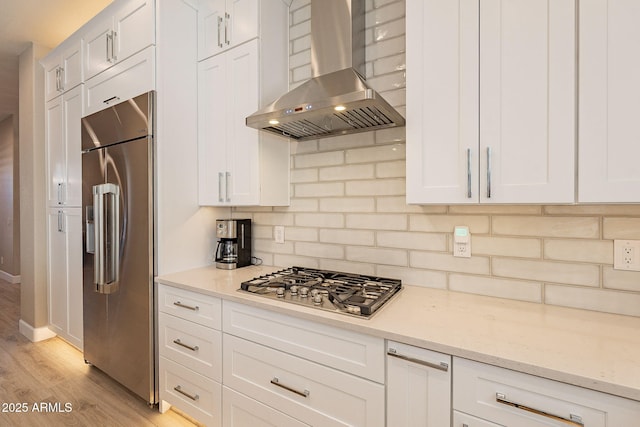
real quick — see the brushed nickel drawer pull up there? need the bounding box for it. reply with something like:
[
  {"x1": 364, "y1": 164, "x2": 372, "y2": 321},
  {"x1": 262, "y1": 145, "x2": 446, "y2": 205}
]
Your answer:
[
  {"x1": 387, "y1": 348, "x2": 449, "y2": 372},
  {"x1": 496, "y1": 393, "x2": 584, "y2": 426},
  {"x1": 173, "y1": 339, "x2": 199, "y2": 352},
  {"x1": 174, "y1": 385, "x2": 199, "y2": 401},
  {"x1": 173, "y1": 301, "x2": 199, "y2": 311},
  {"x1": 270, "y1": 377, "x2": 310, "y2": 398}
]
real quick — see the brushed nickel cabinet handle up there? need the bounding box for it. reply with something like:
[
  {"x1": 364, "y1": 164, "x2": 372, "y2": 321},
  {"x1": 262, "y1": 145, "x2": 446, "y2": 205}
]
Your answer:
[
  {"x1": 387, "y1": 348, "x2": 449, "y2": 372},
  {"x1": 173, "y1": 339, "x2": 199, "y2": 352},
  {"x1": 496, "y1": 393, "x2": 584, "y2": 426},
  {"x1": 270, "y1": 377, "x2": 310, "y2": 398},
  {"x1": 217, "y1": 16, "x2": 223, "y2": 48},
  {"x1": 225, "y1": 171, "x2": 231, "y2": 202},
  {"x1": 225, "y1": 13, "x2": 230, "y2": 45},
  {"x1": 218, "y1": 172, "x2": 224, "y2": 202},
  {"x1": 174, "y1": 385, "x2": 199, "y2": 401},
  {"x1": 173, "y1": 301, "x2": 199, "y2": 311}
]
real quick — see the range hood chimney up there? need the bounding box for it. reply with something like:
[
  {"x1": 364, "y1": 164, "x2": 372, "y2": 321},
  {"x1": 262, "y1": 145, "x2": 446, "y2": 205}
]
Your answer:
[{"x1": 246, "y1": 0, "x2": 405, "y2": 141}]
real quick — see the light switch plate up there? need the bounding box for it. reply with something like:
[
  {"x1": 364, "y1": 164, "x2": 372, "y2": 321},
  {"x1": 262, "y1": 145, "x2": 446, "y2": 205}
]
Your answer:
[{"x1": 614, "y1": 240, "x2": 640, "y2": 271}]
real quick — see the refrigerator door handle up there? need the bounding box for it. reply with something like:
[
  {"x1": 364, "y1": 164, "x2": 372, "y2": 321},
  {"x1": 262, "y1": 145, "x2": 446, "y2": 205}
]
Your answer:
[{"x1": 93, "y1": 183, "x2": 120, "y2": 294}]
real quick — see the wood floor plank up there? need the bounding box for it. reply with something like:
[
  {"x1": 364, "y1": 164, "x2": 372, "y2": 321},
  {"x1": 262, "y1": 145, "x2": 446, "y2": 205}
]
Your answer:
[{"x1": 0, "y1": 280, "x2": 202, "y2": 426}]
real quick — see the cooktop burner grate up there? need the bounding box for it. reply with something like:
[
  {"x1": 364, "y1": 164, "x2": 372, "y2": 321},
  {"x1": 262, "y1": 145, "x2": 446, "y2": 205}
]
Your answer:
[{"x1": 240, "y1": 266, "x2": 402, "y2": 318}]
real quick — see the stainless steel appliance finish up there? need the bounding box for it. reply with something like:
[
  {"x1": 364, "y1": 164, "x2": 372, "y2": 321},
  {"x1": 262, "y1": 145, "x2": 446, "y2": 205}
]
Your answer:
[
  {"x1": 215, "y1": 219, "x2": 251, "y2": 270},
  {"x1": 245, "y1": 0, "x2": 405, "y2": 141},
  {"x1": 240, "y1": 267, "x2": 402, "y2": 318},
  {"x1": 81, "y1": 91, "x2": 156, "y2": 405}
]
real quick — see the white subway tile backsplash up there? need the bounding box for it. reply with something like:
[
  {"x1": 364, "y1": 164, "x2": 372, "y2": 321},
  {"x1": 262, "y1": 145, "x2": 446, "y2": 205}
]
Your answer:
[
  {"x1": 410, "y1": 252, "x2": 490, "y2": 275},
  {"x1": 492, "y1": 259, "x2": 600, "y2": 287},
  {"x1": 319, "y1": 229, "x2": 375, "y2": 246},
  {"x1": 346, "y1": 246, "x2": 408, "y2": 266},
  {"x1": 544, "y1": 239, "x2": 613, "y2": 264},
  {"x1": 545, "y1": 286, "x2": 640, "y2": 317},
  {"x1": 319, "y1": 164, "x2": 375, "y2": 181},
  {"x1": 345, "y1": 179, "x2": 405, "y2": 196},
  {"x1": 295, "y1": 182, "x2": 344, "y2": 198},
  {"x1": 410, "y1": 215, "x2": 490, "y2": 234},
  {"x1": 377, "y1": 231, "x2": 447, "y2": 251},
  {"x1": 603, "y1": 217, "x2": 640, "y2": 239},
  {"x1": 319, "y1": 197, "x2": 375, "y2": 213},
  {"x1": 345, "y1": 213, "x2": 407, "y2": 230},
  {"x1": 449, "y1": 274, "x2": 542, "y2": 303},
  {"x1": 346, "y1": 143, "x2": 405, "y2": 164},
  {"x1": 493, "y1": 216, "x2": 600, "y2": 239},
  {"x1": 230, "y1": 0, "x2": 640, "y2": 317}
]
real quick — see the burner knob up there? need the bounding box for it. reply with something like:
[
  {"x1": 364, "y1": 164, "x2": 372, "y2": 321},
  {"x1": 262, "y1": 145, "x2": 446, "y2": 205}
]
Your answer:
[
  {"x1": 312, "y1": 293, "x2": 323, "y2": 305},
  {"x1": 276, "y1": 288, "x2": 285, "y2": 298},
  {"x1": 310, "y1": 289, "x2": 319, "y2": 297},
  {"x1": 299, "y1": 287, "x2": 309, "y2": 298},
  {"x1": 290, "y1": 285, "x2": 299, "y2": 295}
]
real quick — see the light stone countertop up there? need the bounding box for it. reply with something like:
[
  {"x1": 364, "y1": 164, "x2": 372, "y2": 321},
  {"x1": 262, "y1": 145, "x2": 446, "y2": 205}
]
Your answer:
[{"x1": 156, "y1": 264, "x2": 640, "y2": 402}]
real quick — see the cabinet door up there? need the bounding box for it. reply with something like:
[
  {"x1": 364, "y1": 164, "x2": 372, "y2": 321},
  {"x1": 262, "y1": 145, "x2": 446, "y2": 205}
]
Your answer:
[
  {"x1": 223, "y1": 387, "x2": 311, "y2": 427},
  {"x1": 84, "y1": 13, "x2": 115, "y2": 80},
  {"x1": 63, "y1": 85, "x2": 83, "y2": 207},
  {"x1": 48, "y1": 209, "x2": 68, "y2": 335},
  {"x1": 226, "y1": 0, "x2": 259, "y2": 49},
  {"x1": 44, "y1": 59, "x2": 63, "y2": 102},
  {"x1": 406, "y1": 0, "x2": 479, "y2": 204},
  {"x1": 479, "y1": 0, "x2": 575, "y2": 203},
  {"x1": 61, "y1": 39, "x2": 83, "y2": 91},
  {"x1": 46, "y1": 97, "x2": 64, "y2": 206},
  {"x1": 453, "y1": 411, "x2": 502, "y2": 427},
  {"x1": 579, "y1": 0, "x2": 640, "y2": 202},
  {"x1": 226, "y1": 39, "x2": 260, "y2": 205},
  {"x1": 386, "y1": 342, "x2": 451, "y2": 427},
  {"x1": 65, "y1": 208, "x2": 83, "y2": 348},
  {"x1": 197, "y1": 53, "x2": 228, "y2": 205},
  {"x1": 198, "y1": 0, "x2": 227, "y2": 60},
  {"x1": 84, "y1": 47, "x2": 155, "y2": 116},
  {"x1": 114, "y1": 0, "x2": 155, "y2": 63}
]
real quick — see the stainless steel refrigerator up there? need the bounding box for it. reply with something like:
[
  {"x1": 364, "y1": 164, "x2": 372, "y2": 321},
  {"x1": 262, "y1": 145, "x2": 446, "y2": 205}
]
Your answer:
[{"x1": 81, "y1": 91, "x2": 156, "y2": 404}]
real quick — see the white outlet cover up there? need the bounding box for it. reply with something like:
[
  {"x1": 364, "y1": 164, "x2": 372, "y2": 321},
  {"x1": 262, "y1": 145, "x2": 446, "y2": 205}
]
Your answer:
[
  {"x1": 274, "y1": 226, "x2": 285, "y2": 244},
  {"x1": 613, "y1": 239, "x2": 640, "y2": 271}
]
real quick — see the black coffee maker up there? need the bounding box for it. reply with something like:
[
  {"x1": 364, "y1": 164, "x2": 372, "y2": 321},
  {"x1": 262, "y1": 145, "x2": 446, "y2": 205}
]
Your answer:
[{"x1": 215, "y1": 219, "x2": 251, "y2": 269}]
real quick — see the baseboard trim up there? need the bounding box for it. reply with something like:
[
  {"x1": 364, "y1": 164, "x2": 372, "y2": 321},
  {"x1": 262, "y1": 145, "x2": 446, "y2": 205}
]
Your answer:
[
  {"x1": 19, "y1": 319, "x2": 57, "y2": 342},
  {"x1": 0, "y1": 270, "x2": 20, "y2": 284}
]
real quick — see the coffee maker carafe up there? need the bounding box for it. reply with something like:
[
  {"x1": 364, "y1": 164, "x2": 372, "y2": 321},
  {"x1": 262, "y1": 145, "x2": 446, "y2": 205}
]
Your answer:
[{"x1": 215, "y1": 219, "x2": 251, "y2": 269}]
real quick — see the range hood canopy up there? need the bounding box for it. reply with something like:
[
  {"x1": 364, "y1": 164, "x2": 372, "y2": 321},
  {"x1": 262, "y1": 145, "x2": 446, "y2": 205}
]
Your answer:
[{"x1": 246, "y1": 0, "x2": 405, "y2": 141}]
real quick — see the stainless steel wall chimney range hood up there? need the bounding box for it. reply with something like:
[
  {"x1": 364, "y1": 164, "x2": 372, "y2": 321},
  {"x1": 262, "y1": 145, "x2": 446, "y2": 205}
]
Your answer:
[{"x1": 245, "y1": 0, "x2": 405, "y2": 141}]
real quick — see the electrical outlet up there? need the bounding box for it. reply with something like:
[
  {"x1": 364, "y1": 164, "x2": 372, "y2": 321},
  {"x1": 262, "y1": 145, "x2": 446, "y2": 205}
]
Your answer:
[
  {"x1": 274, "y1": 226, "x2": 285, "y2": 244},
  {"x1": 614, "y1": 240, "x2": 640, "y2": 271}
]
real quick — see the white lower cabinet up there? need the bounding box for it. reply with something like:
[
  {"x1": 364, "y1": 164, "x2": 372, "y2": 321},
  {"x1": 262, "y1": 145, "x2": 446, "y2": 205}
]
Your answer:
[
  {"x1": 158, "y1": 284, "x2": 222, "y2": 426},
  {"x1": 221, "y1": 301, "x2": 385, "y2": 426},
  {"x1": 386, "y1": 341, "x2": 451, "y2": 426},
  {"x1": 453, "y1": 357, "x2": 640, "y2": 426},
  {"x1": 222, "y1": 386, "x2": 310, "y2": 427}
]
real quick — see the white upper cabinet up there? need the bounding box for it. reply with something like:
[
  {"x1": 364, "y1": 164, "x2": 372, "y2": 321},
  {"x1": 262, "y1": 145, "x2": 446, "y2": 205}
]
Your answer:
[
  {"x1": 84, "y1": 0, "x2": 154, "y2": 80},
  {"x1": 406, "y1": 0, "x2": 576, "y2": 204},
  {"x1": 43, "y1": 37, "x2": 83, "y2": 102},
  {"x1": 579, "y1": 0, "x2": 640, "y2": 202},
  {"x1": 197, "y1": 0, "x2": 259, "y2": 61},
  {"x1": 197, "y1": 1, "x2": 289, "y2": 207}
]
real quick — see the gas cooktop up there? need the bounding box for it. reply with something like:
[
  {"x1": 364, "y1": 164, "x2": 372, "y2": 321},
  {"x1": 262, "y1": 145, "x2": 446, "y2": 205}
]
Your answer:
[{"x1": 239, "y1": 266, "x2": 402, "y2": 318}]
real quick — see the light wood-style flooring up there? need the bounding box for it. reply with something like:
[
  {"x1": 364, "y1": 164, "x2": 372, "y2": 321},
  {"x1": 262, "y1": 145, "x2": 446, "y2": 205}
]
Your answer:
[{"x1": 0, "y1": 278, "x2": 201, "y2": 426}]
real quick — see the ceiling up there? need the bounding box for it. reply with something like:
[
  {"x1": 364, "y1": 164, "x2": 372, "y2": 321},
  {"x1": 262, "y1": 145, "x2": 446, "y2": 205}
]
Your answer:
[{"x1": 0, "y1": 0, "x2": 112, "y2": 121}]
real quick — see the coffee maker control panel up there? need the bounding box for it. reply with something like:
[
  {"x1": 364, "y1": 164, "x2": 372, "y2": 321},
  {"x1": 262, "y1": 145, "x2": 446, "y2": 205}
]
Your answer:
[{"x1": 216, "y1": 220, "x2": 237, "y2": 239}]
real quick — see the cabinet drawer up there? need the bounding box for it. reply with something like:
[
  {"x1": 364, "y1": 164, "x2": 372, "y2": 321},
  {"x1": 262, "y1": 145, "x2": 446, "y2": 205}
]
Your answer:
[
  {"x1": 223, "y1": 387, "x2": 310, "y2": 427},
  {"x1": 223, "y1": 334, "x2": 385, "y2": 427},
  {"x1": 453, "y1": 357, "x2": 640, "y2": 426},
  {"x1": 222, "y1": 301, "x2": 384, "y2": 382},
  {"x1": 84, "y1": 46, "x2": 155, "y2": 116},
  {"x1": 453, "y1": 410, "x2": 501, "y2": 427},
  {"x1": 159, "y1": 357, "x2": 221, "y2": 427},
  {"x1": 158, "y1": 284, "x2": 221, "y2": 329},
  {"x1": 158, "y1": 312, "x2": 221, "y2": 381}
]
